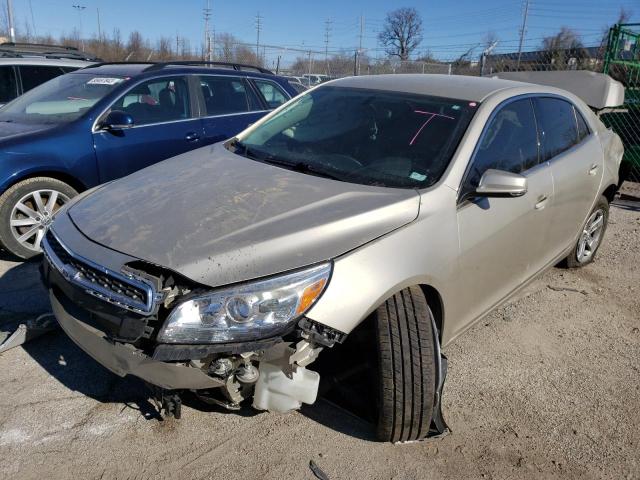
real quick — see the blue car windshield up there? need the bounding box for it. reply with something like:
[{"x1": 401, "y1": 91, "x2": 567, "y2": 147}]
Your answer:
[
  {"x1": 232, "y1": 86, "x2": 478, "y2": 189},
  {"x1": 0, "y1": 73, "x2": 126, "y2": 125}
]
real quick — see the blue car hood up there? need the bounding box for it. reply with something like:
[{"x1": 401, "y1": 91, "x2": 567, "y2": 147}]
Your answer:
[{"x1": 0, "y1": 121, "x2": 53, "y2": 141}]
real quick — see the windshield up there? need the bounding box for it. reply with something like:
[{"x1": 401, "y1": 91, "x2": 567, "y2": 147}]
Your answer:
[
  {"x1": 232, "y1": 86, "x2": 477, "y2": 188},
  {"x1": 0, "y1": 73, "x2": 126, "y2": 125}
]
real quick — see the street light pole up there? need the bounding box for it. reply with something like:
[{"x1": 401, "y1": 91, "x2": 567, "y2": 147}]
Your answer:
[
  {"x1": 72, "y1": 4, "x2": 87, "y2": 51},
  {"x1": 6, "y1": 0, "x2": 16, "y2": 42}
]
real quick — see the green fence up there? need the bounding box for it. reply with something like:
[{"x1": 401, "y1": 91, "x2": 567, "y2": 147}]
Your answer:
[{"x1": 602, "y1": 23, "x2": 640, "y2": 182}]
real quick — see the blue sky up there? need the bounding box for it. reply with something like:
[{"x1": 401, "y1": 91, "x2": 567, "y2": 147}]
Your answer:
[{"x1": 11, "y1": 0, "x2": 638, "y2": 63}]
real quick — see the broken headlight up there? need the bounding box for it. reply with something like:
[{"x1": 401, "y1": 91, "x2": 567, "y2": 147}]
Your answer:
[{"x1": 157, "y1": 263, "x2": 331, "y2": 344}]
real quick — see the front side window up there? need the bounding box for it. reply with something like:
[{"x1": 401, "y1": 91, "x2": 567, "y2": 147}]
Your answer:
[
  {"x1": 0, "y1": 72, "x2": 125, "y2": 124},
  {"x1": 199, "y1": 76, "x2": 260, "y2": 116},
  {"x1": 0, "y1": 66, "x2": 18, "y2": 103},
  {"x1": 253, "y1": 80, "x2": 288, "y2": 109},
  {"x1": 111, "y1": 76, "x2": 190, "y2": 126},
  {"x1": 230, "y1": 86, "x2": 477, "y2": 189},
  {"x1": 464, "y1": 98, "x2": 539, "y2": 190},
  {"x1": 534, "y1": 97, "x2": 578, "y2": 161},
  {"x1": 19, "y1": 65, "x2": 65, "y2": 92}
]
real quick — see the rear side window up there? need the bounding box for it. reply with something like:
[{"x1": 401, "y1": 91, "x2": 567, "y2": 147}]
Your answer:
[
  {"x1": 253, "y1": 79, "x2": 289, "y2": 109},
  {"x1": 200, "y1": 76, "x2": 261, "y2": 116},
  {"x1": 574, "y1": 107, "x2": 590, "y2": 142},
  {"x1": 465, "y1": 98, "x2": 539, "y2": 189},
  {"x1": 19, "y1": 65, "x2": 65, "y2": 92},
  {"x1": 0, "y1": 66, "x2": 18, "y2": 103},
  {"x1": 534, "y1": 97, "x2": 578, "y2": 161}
]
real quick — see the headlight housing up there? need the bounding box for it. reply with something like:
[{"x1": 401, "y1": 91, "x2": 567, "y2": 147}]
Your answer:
[{"x1": 157, "y1": 263, "x2": 331, "y2": 344}]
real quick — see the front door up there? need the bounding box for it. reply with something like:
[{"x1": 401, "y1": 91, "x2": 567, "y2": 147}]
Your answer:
[
  {"x1": 93, "y1": 75, "x2": 202, "y2": 182},
  {"x1": 451, "y1": 98, "x2": 554, "y2": 337}
]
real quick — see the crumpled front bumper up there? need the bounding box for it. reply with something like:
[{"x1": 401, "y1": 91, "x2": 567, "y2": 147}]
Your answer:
[{"x1": 50, "y1": 288, "x2": 224, "y2": 391}]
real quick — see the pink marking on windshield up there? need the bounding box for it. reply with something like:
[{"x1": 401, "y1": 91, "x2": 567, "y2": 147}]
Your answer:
[
  {"x1": 414, "y1": 109, "x2": 455, "y2": 120},
  {"x1": 409, "y1": 114, "x2": 436, "y2": 146}
]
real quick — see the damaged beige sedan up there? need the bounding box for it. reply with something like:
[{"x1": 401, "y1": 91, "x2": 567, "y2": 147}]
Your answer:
[{"x1": 42, "y1": 73, "x2": 623, "y2": 442}]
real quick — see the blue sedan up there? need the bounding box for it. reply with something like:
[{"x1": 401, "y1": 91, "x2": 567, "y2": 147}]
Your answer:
[{"x1": 0, "y1": 62, "x2": 297, "y2": 258}]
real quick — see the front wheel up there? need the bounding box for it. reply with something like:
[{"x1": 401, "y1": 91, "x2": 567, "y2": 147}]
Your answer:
[
  {"x1": 374, "y1": 286, "x2": 437, "y2": 442},
  {"x1": 0, "y1": 177, "x2": 77, "y2": 260},
  {"x1": 565, "y1": 195, "x2": 609, "y2": 268}
]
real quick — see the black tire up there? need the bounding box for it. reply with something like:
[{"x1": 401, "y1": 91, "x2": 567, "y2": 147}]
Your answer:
[
  {"x1": 565, "y1": 195, "x2": 609, "y2": 268},
  {"x1": 0, "y1": 177, "x2": 78, "y2": 260},
  {"x1": 374, "y1": 286, "x2": 436, "y2": 442}
]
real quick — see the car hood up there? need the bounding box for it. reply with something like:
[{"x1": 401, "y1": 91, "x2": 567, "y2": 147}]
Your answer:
[
  {"x1": 0, "y1": 121, "x2": 53, "y2": 140},
  {"x1": 68, "y1": 143, "x2": 420, "y2": 288}
]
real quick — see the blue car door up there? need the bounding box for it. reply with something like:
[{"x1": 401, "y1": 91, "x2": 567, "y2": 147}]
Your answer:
[
  {"x1": 196, "y1": 75, "x2": 271, "y2": 145},
  {"x1": 93, "y1": 75, "x2": 202, "y2": 182}
]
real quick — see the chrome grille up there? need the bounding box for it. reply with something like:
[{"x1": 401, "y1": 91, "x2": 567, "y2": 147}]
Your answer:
[{"x1": 43, "y1": 230, "x2": 155, "y2": 315}]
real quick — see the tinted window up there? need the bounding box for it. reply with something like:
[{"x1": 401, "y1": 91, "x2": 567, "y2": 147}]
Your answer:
[
  {"x1": 253, "y1": 80, "x2": 288, "y2": 109},
  {"x1": 200, "y1": 76, "x2": 260, "y2": 116},
  {"x1": 19, "y1": 65, "x2": 65, "y2": 92},
  {"x1": 0, "y1": 66, "x2": 18, "y2": 103},
  {"x1": 232, "y1": 86, "x2": 477, "y2": 189},
  {"x1": 111, "y1": 76, "x2": 190, "y2": 126},
  {"x1": 465, "y1": 98, "x2": 539, "y2": 189},
  {"x1": 534, "y1": 97, "x2": 578, "y2": 161},
  {"x1": 575, "y1": 107, "x2": 590, "y2": 142}
]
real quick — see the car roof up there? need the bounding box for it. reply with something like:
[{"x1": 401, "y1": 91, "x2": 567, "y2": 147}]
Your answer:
[
  {"x1": 73, "y1": 63, "x2": 286, "y2": 81},
  {"x1": 0, "y1": 57, "x2": 95, "y2": 67},
  {"x1": 327, "y1": 74, "x2": 528, "y2": 102}
]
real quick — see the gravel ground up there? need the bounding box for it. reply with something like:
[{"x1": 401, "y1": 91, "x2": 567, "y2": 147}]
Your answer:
[{"x1": 0, "y1": 184, "x2": 639, "y2": 480}]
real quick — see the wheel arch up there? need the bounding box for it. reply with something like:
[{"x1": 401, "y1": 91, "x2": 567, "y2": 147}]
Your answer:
[
  {"x1": 1, "y1": 169, "x2": 88, "y2": 196},
  {"x1": 418, "y1": 284, "x2": 445, "y2": 343},
  {"x1": 602, "y1": 183, "x2": 618, "y2": 204}
]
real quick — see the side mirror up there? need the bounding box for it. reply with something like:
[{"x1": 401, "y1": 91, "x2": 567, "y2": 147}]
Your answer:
[
  {"x1": 100, "y1": 110, "x2": 134, "y2": 131},
  {"x1": 475, "y1": 169, "x2": 527, "y2": 198}
]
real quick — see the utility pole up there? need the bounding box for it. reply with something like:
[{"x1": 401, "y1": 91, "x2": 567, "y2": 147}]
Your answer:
[
  {"x1": 516, "y1": 0, "x2": 530, "y2": 70},
  {"x1": 203, "y1": 0, "x2": 212, "y2": 61},
  {"x1": 357, "y1": 15, "x2": 364, "y2": 75},
  {"x1": 6, "y1": 0, "x2": 16, "y2": 42},
  {"x1": 255, "y1": 12, "x2": 262, "y2": 63},
  {"x1": 96, "y1": 7, "x2": 102, "y2": 41},
  {"x1": 480, "y1": 41, "x2": 498, "y2": 76},
  {"x1": 72, "y1": 4, "x2": 86, "y2": 51},
  {"x1": 324, "y1": 18, "x2": 332, "y2": 75}
]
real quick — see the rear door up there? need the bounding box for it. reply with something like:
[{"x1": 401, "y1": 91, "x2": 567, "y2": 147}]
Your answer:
[
  {"x1": 197, "y1": 75, "x2": 267, "y2": 145},
  {"x1": 453, "y1": 98, "x2": 554, "y2": 334},
  {"x1": 93, "y1": 75, "x2": 202, "y2": 182},
  {"x1": 533, "y1": 97, "x2": 603, "y2": 257}
]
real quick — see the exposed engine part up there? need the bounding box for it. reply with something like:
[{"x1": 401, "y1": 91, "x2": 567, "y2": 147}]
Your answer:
[
  {"x1": 289, "y1": 339, "x2": 323, "y2": 368},
  {"x1": 209, "y1": 358, "x2": 234, "y2": 378},
  {"x1": 236, "y1": 361, "x2": 259, "y2": 384},
  {"x1": 147, "y1": 385, "x2": 183, "y2": 419},
  {"x1": 298, "y1": 318, "x2": 347, "y2": 347}
]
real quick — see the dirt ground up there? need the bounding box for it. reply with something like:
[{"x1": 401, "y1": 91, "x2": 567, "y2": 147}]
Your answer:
[{"x1": 0, "y1": 184, "x2": 639, "y2": 480}]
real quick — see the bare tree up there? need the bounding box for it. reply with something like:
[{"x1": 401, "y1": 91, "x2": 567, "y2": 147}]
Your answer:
[
  {"x1": 378, "y1": 7, "x2": 423, "y2": 61},
  {"x1": 541, "y1": 27, "x2": 587, "y2": 69}
]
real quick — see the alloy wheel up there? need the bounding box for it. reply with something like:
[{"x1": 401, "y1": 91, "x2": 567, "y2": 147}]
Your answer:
[
  {"x1": 9, "y1": 189, "x2": 70, "y2": 252},
  {"x1": 576, "y1": 208, "x2": 605, "y2": 263}
]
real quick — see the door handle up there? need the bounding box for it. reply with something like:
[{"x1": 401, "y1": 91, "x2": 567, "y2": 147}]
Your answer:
[
  {"x1": 588, "y1": 164, "x2": 599, "y2": 176},
  {"x1": 535, "y1": 194, "x2": 549, "y2": 210},
  {"x1": 185, "y1": 132, "x2": 200, "y2": 142}
]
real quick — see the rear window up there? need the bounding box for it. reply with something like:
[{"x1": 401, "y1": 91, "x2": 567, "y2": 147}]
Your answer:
[{"x1": 574, "y1": 107, "x2": 590, "y2": 142}]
